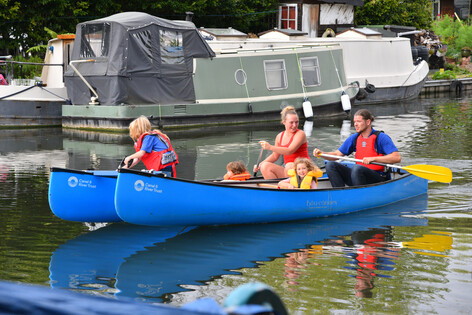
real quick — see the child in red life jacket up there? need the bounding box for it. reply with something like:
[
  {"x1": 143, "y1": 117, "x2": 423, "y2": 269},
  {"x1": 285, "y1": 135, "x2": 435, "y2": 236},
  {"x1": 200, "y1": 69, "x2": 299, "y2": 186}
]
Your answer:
[
  {"x1": 277, "y1": 158, "x2": 323, "y2": 189},
  {"x1": 223, "y1": 161, "x2": 251, "y2": 181},
  {"x1": 123, "y1": 116, "x2": 178, "y2": 177}
]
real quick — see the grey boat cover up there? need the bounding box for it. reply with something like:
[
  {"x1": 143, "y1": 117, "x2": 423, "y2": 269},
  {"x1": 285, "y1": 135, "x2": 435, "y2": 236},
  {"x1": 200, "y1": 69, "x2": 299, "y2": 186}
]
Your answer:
[{"x1": 64, "y1": 12, "x2": 215, "y2": 106}]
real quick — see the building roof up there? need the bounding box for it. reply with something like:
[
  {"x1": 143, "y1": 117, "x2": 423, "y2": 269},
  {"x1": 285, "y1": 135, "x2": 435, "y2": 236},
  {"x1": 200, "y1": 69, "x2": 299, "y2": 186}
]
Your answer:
[
  {"x1": 336, "y1": 27, "x2": 382, "y2": 37},
  {"x1": 258, "y1": 28, "x2": 308, "y2": 37},
  {"x1": 320, "y1": 0, "x2": 364, "y2": 6},
  {"x1": 199, "y1": 27, "x2": 247, "y2": 37}
]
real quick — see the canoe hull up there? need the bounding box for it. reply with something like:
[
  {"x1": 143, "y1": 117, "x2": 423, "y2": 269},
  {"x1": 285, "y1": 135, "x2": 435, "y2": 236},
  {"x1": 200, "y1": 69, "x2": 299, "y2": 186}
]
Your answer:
[
  {"x1": 48, "y1": 168, "x2": 122, "y2": 222},
  {"x1": 115, "y1": 170, "x2": 428, "y2": 226}
]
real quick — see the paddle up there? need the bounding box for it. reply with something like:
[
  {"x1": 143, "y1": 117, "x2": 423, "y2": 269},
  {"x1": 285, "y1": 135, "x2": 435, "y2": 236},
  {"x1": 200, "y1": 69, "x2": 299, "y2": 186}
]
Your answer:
[
  {"x1": 318, "y1": 153, "x2": 452, "y2": 183},
  {"x1": 253, "y1": 147, "x2": 264, "y2": 177}
]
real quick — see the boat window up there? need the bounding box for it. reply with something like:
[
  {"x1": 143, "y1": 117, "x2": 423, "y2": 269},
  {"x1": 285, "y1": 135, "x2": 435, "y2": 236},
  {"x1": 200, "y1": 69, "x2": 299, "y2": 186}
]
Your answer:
[
  {"x1": 278, "y1": 4, "x2": 297, "y2": 30},
  {"x1": 234, "y1": 69, "x2": 247, "y2": 85},
  {"x1": 160, "y1": 30, "x2": 184, "y2": 65},
  {"x1": 131, "y1": 29, "x2": 153, "y2": 63},
  {"x1": 263, "y1": 60, "x2": 288, "y2": 90},
  {"x1": 80, "y1": 23, "x2": 111, "y2": 58},
  {"x1": 300, "y1": 57, "x2": 321, "y2": 87}
]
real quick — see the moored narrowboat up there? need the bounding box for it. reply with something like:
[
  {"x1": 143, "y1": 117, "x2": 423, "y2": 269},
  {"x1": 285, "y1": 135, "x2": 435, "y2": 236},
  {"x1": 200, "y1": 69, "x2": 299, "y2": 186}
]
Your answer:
[{"x1": 62, "y1": 12, "x2": 357, "y2": 130}]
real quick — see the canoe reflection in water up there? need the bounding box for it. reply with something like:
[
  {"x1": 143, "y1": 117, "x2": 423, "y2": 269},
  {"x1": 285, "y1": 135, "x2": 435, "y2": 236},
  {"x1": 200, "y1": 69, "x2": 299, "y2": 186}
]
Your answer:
[
  {"x1": 281, "y1": 213, "x2": 453, "y2": 298},
  {"x1": 49, "y1": 194, "x2": 429, "y2": 303}
]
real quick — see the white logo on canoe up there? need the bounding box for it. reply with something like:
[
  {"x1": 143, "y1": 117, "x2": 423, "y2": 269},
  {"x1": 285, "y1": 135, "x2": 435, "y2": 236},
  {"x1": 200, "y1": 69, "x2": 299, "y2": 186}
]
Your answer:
[
  {"x1": 134, "y1": 180, "x2": 162, "y2": 193},
  {"x1": 134, "y1": 180, "x2": 144, "y2": 191},
  {"x1": 68, "y1": 176, "x2": 78, "y2": 188}
]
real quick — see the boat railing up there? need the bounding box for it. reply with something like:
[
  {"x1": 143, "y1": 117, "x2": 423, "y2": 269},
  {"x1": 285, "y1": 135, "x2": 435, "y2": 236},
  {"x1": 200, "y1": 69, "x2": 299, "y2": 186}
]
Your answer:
[
  {"x1": 69, "y1": 59, "x2": 99, "y2": 105},
  {"x1": 0, "y1": 58, "x2": 64, "y2": 86},
  {"x1": 214, "y1": 42, "x2": 341, "y2": 55}
]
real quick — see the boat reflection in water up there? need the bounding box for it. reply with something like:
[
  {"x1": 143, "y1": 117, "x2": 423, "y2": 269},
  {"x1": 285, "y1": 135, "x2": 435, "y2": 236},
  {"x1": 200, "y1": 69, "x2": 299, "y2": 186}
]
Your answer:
[
  {"x1": 49, "y1": 194, "x2": 429, "y2": 303},
  {"x1": 49, "y1": 225, "x2": 196, "y2": 293}
]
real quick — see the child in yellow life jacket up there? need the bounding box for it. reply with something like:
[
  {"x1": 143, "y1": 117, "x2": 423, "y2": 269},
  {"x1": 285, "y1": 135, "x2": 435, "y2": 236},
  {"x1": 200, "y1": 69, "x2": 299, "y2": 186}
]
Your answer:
[
  {"x1": 223, "y1": 161, "x2": 251, "y2": 181},
  {"x1": 278, "y1": 158, "x2": 323, "y2": 189}
]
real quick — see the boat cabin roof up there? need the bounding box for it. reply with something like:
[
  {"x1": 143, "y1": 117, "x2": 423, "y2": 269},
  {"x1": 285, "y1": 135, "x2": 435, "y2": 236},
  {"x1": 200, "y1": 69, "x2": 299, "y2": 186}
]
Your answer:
[{"x1": 336, "y1": 28, "x2": 383, "y2": 39}]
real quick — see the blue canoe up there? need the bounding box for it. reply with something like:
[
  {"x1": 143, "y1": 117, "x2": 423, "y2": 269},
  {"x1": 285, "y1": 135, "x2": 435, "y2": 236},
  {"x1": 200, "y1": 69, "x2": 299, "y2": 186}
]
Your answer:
[
  {"x1": 114, "y1": 168, "x2": 428, "y2": 226},
  {"x1": 48, "y1": 167, "x2": 122, "y2": 222}
]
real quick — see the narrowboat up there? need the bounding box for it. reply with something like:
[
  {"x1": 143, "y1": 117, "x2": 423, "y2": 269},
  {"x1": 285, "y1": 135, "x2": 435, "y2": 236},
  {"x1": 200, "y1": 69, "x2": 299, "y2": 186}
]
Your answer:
[
  {"x1": 61, "y1": 12, "x2": 357, "y2": 130},
  {"x1": 211, "y1": 28, "x2": 429, "y2": 106},
  {"x1": 0, "y1": 36, "x2": 73, "y2": 127}
]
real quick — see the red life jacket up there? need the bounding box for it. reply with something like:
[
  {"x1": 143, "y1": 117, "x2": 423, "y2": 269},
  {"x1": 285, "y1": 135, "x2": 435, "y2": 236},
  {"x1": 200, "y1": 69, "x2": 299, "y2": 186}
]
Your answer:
[
  {"x1": 356, "y1": 233, "x2": 385, "y2": 270},
  {"x1": 0, "y1": 74, "x2": 7, "y2": 85},
  {"x1": 280, "y1": 130, "x2": 310, "y2": 164},
  {"x1": 223, "y1": 172, "x2": 251, "y2": 181},
  {"x1": 135, "y1": 131, "x2": 179, "y2": 176},
  {"x1": 354, "y1": 131, "x2": 385, "y2": 172}
]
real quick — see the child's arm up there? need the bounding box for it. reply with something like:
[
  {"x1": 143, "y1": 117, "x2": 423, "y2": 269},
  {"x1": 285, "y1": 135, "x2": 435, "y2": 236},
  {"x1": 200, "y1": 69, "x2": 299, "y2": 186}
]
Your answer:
[
  {"x1": 123, "y1": 150, "x2": 146, "y2": 168},
  {"x1": 310, "y1": 179, "x2": 317, "y2": 189},
  {"x1": 277, "y1": 178, "x2": 295, "y2": 189}
]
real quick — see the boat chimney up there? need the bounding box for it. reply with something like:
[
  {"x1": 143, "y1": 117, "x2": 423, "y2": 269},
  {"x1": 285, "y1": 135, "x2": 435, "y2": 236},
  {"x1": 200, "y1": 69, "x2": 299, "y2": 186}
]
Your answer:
[{"x1": 185, "y1": 12, "x2": 194, "y2": 22}]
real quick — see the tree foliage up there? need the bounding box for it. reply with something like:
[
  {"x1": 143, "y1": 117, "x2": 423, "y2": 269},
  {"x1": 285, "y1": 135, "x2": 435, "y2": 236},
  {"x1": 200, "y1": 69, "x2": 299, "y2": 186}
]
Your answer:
[
  {"x1": 0, "y1": 0, "x2": 278, "y2": 55},
  {"x1": 355, "y1": 0, "x2": 433, "y2": 29},
  {"x1": 431, "y1": 15, "x2": 472, "y2": 58}
]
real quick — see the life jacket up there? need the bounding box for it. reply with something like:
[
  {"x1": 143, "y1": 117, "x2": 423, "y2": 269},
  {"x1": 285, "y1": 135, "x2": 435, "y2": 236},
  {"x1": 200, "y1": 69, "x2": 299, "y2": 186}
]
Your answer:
[
  {"x1": 356, "y1": 233, "x2": 385, "y2": 270},
  {"x1": 354, "y1": 131, "x2": 385, "y2": 172},
  {"x1": 280, "y1": 130, "x2": 310, "y2": 164},
  {"x1": 223, "y1": 171, "x2": 251, "y2": 181},
  {"x1": 288, "y1": 169, "x2": 323, "y2": 189},
  {"x1": 135, "y1": 131, "x2": 179, "y2": 176},
  {"x1": 0, "y1": 74, "x2": 7, "y2": 85}
]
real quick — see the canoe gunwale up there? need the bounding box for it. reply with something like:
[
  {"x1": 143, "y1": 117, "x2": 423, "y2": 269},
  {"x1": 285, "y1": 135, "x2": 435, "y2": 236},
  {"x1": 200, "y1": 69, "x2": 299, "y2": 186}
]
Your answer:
[
  {"x1": 117, "y1": 167, "x2": 413, "y2": 192},
  {"x1": 51, "y1": 167, "x2": 118, "y2": 179}
]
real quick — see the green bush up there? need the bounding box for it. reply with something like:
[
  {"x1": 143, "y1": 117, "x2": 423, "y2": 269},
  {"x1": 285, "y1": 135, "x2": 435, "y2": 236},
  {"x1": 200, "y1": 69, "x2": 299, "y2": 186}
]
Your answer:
[
  {"x1": 431, "y1": 16, "x2": 472, "y2": 57},
  {"x1": 431, "y1": 70, "x2": 456, "y2": 80},
  {"x1": 12, "y1": 56, "x2": 44, "y2": 79}
]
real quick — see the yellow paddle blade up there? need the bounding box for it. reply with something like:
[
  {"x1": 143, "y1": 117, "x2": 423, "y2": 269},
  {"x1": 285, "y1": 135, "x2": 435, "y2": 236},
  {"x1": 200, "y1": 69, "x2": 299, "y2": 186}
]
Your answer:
[{"x1": 402, "y1": 164, "x2": 453, "y2": 183}]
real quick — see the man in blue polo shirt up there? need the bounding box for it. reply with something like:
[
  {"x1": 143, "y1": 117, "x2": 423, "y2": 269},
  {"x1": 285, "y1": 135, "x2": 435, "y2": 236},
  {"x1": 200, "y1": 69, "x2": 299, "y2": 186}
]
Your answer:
[{"x1": 313, "y1": 109, "x2": 401, "y2": 187}]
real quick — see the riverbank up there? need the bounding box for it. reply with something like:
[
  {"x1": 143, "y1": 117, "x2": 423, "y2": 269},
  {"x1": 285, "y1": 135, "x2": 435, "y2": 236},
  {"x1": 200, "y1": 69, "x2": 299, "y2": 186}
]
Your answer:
[{"x1": 421, "y1": 77, "x2": 472, "y2": 97}]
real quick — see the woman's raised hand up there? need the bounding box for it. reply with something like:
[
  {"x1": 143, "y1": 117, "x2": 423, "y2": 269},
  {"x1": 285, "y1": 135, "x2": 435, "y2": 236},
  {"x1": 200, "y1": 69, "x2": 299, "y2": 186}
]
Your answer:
[{"x1": 259, "y1": 141, "x2": 272, "y2": 151}]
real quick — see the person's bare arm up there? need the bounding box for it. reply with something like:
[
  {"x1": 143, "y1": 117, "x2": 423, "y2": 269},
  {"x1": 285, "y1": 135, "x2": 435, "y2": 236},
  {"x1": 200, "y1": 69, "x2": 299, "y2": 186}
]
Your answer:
[
  {"x1": 260, "y1": 131, "x2": 307, "y2": 156},
  {"x1": 123, "y1": 150, "x2": 146, "y2": 168}
]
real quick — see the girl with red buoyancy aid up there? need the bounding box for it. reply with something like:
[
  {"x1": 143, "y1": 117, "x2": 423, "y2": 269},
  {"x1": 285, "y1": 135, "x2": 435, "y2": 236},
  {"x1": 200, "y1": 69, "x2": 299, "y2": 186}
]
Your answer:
[
  {"x1": 278, "y1": 158, "x2": 323, "y2": 189},
  {"x1": 123, "y1": 116, "x2": 178, "y2": 177},
  {"x1": 254, "y1": 106, "x2": 310, "y2": 179},
  {"x1": 223, "y1": 161, "x2": 251, "y2": 181}
]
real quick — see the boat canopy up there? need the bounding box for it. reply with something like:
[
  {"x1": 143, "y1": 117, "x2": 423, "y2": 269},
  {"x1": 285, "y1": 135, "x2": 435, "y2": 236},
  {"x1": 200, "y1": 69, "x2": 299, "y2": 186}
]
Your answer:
[{"x1": 64, "y1": 12, "x2": 215, "y2": 106}]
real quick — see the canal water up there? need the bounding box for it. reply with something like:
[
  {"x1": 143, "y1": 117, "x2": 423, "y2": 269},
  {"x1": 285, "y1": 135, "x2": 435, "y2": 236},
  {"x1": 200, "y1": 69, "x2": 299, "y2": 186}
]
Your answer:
[{"x1": 0, "y1": 94, "x2": 471, "y2": 314}]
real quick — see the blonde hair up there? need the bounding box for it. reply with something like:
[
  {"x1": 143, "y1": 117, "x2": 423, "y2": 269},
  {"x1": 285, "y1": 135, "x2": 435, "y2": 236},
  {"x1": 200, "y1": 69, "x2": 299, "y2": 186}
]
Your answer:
[
  {"x1": 129, "y1": 115, "x2": 152, "y2": 142},
  {"x1": 226, "y1": 161, "x2": 247, "y2": 175},
  {"x1": 281, "y1": 105, "x2": 298, "y2": 123},
  {"x1": 293, "y1": 158, "x2": 319, "y2": 173}
]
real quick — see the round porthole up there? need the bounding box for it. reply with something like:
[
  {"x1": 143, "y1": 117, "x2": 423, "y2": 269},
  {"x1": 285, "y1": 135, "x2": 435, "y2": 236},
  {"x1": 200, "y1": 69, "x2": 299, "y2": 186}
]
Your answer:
[{"x1": 234, "y1": 69, "x2": 247, "y2": 85}]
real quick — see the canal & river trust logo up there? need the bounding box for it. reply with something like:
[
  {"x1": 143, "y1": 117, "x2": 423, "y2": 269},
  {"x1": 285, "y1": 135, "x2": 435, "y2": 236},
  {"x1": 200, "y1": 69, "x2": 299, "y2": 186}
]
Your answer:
[
  {"x1": 68, "y1": 176, "x2": 78, "y2": 188},
  {"x1": 134, "y1": 180, "x2": 144, "y2": 191}
]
